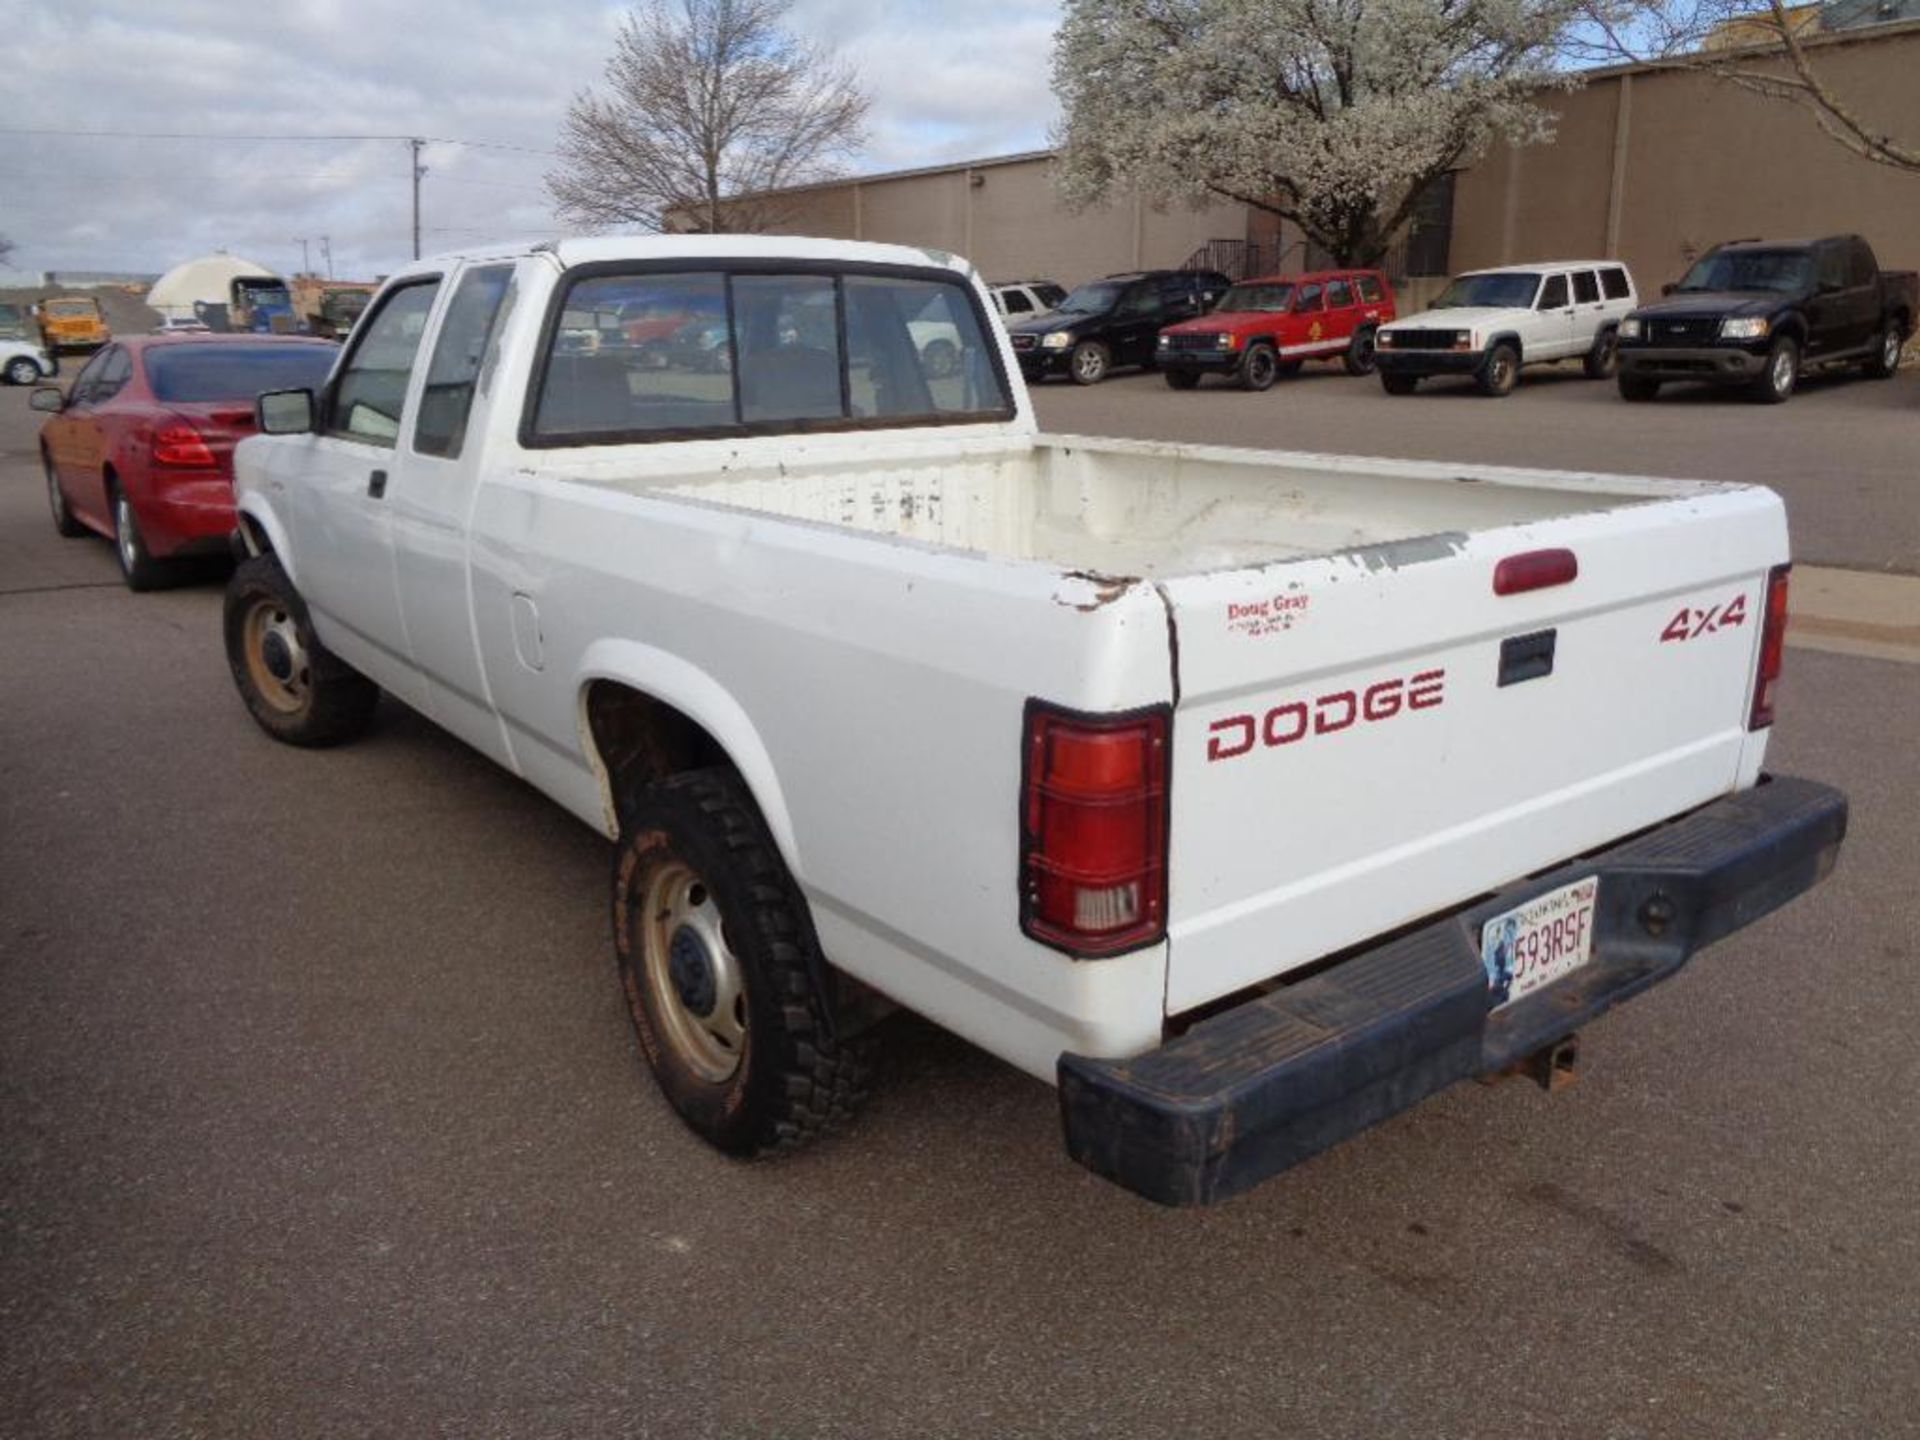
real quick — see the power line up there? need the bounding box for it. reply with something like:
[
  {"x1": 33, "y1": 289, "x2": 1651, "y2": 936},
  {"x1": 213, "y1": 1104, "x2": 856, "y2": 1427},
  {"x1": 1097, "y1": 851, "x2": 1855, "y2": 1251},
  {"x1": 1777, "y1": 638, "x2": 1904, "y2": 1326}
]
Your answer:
[{"x1": 0, "y1": 127, "x2": 556, "y2": 156}]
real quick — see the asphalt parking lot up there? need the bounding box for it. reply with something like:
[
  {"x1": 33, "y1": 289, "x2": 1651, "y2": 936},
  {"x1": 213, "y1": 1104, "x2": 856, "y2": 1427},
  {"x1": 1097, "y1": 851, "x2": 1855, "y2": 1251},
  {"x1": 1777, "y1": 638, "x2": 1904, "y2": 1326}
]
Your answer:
[{"x1": 3, "y1": 368, "x2": 1918, "y2": 1438}]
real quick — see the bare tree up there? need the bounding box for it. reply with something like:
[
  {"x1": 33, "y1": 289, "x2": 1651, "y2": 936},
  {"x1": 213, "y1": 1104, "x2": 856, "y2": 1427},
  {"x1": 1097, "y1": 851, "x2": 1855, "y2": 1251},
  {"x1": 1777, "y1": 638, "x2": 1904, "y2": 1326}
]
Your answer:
[
  {"x1": 1573, "y1": 0, "x2": 1918, "y2": 172},
  {"x1": 547, "y1": 0, "x2": 870, "y2": 234},
  {"x1": 1052, "y1": 0, "x2": 1586, "y2": 268}
]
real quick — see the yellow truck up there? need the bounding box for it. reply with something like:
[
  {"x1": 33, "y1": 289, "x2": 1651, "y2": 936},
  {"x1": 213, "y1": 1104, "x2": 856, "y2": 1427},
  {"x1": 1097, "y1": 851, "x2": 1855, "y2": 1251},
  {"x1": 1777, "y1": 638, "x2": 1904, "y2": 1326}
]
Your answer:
[{"x1": 37, "y1": 295, "x2": 111, "y2": 354}]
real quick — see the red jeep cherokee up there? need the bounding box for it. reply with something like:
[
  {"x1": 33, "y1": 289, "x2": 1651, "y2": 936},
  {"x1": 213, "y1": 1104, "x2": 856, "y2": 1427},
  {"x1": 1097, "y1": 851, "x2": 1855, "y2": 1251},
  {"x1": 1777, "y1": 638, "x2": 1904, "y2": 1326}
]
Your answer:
[{"x1": 1157, "y1": 270, "x2": 1398, "y2": 391}]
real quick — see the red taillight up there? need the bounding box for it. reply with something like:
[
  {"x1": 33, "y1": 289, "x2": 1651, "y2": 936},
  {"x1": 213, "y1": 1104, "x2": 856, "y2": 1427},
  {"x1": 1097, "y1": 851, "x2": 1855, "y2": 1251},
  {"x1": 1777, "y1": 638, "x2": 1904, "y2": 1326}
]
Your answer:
[
  {"x1": 1749, "y1": 563, "x2": 1791, "y2": 730},
  {"x1": 152, "y1": 421, "x2": 216, "y2": 468},
  {"x1": 1021, "y1": 701, "x2": 1170, "y2": 957},
  {"x1": 1493, "y1": 548, "x2": 1579, "y2": 595}
]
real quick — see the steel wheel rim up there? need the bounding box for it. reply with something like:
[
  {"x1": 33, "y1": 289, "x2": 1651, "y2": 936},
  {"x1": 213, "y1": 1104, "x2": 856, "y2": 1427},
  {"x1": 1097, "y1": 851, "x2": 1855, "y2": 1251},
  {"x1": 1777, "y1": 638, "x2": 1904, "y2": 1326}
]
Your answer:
[
  {"x1": 640, "y1": 859, "x2": 747, "y2": 1083},
  {"x1": 1772, "y1": 348, "x2": 1794, "y2": 393},
  {"x1": 242, "y1": 597, "x2": 312, "y2": 714}
]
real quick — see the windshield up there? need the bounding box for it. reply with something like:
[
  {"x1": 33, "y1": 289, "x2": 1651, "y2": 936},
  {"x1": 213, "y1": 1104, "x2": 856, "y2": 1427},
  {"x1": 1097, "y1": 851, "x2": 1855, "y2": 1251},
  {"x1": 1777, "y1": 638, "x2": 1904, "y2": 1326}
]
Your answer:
[
  {"x1": 1215, "y1": 283, "x2": 1294, "y2": 313},
  {"x1": 1055, "y1": 281, "x2": 1124, "y2": 315},
  {"x1": 239, "y1": 285, "x2": 291, "y2": 307},
  {"x1": 46, "y1": 300, "x2": 98, "y2": 318},
  {"x1": 147, "y1": 344, "x2": 336, "y2": 403},
  {"x1": 1675, "y1": 250, "x2": 1812, "y2": 295},
  {"x1": 1431, "y1": 273, "x2": 1541, "y2": 309}
]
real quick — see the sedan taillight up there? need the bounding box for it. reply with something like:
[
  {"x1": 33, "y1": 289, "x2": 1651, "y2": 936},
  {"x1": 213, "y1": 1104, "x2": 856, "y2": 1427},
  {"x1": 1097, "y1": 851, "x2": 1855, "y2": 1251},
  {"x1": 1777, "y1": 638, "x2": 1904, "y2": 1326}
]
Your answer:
[{"x1": 152, "y1": 421, "x2": 216, "y2": 468}]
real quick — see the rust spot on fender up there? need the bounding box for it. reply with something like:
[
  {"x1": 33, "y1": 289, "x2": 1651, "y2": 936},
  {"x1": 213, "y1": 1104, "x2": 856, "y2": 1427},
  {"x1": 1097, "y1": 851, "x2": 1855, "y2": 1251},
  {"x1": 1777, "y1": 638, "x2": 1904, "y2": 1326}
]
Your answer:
[{"x1": 1055, "y1": 568, "x2": 1139, "y2": 613}]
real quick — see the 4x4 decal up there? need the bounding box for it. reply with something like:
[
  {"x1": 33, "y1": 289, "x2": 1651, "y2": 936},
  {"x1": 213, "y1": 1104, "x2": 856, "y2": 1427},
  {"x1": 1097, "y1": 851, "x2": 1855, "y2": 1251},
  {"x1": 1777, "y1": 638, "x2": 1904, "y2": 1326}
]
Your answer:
[{"x1": 1660, "y1": 593, "x2": 1747, "y2": 644}]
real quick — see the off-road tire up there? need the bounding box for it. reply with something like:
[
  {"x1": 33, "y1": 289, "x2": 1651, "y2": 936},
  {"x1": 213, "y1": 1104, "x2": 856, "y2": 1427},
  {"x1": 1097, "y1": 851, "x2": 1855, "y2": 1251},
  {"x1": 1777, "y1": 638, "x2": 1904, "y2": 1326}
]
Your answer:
[
  {"x1": 1163, "y1": 368, "x2": 1200, "y2": 390},
  {"x1": 1617, "y1": 374, "x2": 1661, "y2": 402},
  {"x1": 109, "y1": 481, "x2": 168, "y2": 591},
  {"x1": 1583, "y1": 328, "x2": 1620, "y2": 379},
  {"x1": 44, "y1": 448, "x2": 84, "y2": 537},
  {"x1": 1069, "y1": 341, "x2": 1110, "y2": 386},
  {"x1": 1342, "y1": 328, "x2": 1378, "y2": 376},
  {"x1": 223, "y1": 552, "x2": 379, "y2": 746},
  {"x1": 4, "y1": 356, "x2": 41, "y2": 386},
  {"x1": 1752, "y1": 335, "x2": 1799, "y2": 404},
  {"x1": 1238, "y1": 342, "x2": 1279, "y2": 392},
  {"x1": 1476, "y1": 342, "x2": 1520, "y2": 398},
  {"x1": 612, "y1": 766, "x2": 872, "y2": 1156},
  {"x1": 1380, "y1": 372, "x2": 1419, "y2": 396},
  {"x1": 1863, "y1": 321, "x2": 1903, "y2": 380}
]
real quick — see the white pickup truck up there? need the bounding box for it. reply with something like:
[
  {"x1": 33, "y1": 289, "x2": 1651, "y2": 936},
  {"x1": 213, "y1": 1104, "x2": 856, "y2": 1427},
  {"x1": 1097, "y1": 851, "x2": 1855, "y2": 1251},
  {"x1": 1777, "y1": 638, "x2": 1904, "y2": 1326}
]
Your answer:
[{"x1": 225, "y1": 236, "x2": 1845, "y2": 1206}]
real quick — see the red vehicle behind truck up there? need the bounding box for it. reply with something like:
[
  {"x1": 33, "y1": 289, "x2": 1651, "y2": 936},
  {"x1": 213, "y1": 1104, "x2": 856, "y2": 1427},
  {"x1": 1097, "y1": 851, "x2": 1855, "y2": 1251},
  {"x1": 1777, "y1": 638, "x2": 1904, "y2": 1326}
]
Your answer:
[{"x1": 1157, "y1": 269, "x2": 1397, "y2": 390}]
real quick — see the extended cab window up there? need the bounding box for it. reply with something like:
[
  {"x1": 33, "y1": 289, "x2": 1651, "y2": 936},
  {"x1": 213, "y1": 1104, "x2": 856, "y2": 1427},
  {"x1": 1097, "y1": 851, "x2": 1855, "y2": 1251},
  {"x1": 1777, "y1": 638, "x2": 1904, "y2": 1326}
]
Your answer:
[
  {"x1": 1572, "y1": 271, "x2": 1600, "y2": 304},
  {"x1": 530, "y1": 267, "x2": 1010, "y2": 445},
  {"x1": 415, "y1": 265, "x2": 514, "y2": 460},
  {"x1": 1538, "y1": 274, "x2": 1569, "y2": 309},
  {"x1": 329, "y1": 280, "x2": 442, "y2": 446}
]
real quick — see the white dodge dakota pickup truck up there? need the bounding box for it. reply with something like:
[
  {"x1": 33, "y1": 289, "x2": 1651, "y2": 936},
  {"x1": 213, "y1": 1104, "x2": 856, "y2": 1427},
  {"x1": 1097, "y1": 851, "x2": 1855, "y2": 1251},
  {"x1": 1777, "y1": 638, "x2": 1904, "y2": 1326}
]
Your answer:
[{"x1": 224, "y1": 235, "x2": 1845, "y2": 1206}]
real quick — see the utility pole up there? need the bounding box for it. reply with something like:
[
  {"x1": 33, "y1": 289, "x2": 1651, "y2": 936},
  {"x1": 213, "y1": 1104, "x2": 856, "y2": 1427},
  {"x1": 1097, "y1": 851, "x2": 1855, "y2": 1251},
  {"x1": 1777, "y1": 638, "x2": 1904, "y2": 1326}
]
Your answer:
[
  {"x1": 410, "y1": 138, "x2": 427, "y2": 260},
  {"x1": 320, "y1": 235, "x2": 333, "y2": 279},
  {"x1": 293, "y1": 237, "x2": 311, "y2": 275}
]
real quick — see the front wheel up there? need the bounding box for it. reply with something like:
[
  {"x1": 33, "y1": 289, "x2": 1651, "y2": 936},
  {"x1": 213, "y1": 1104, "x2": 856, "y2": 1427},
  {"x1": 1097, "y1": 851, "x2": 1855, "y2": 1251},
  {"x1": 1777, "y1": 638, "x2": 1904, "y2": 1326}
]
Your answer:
[
  {"x1": 224, "y1": 553, "x2": 379, "y2": 746},
  {"x1": 1617, "y1": 374, "x2": 1661, "y2": 402},
  {"x1": 1238, "y1": 342, "x2": 1279, "y2": 392},
  {"x1": 1163, "y1": 368, "x2": 1200, "y2": 390},
  {"x1": 45, "y1": 450, "x2": 84, "y2": 537},
  {"x1": 1069, "y1": 341, "x2": 1110, "y2": 385},
  {"x1": 1752, "y1": 335, "x2": 1799, "y2": 404},
  {"x1": 1342, "y1": 328, "x2": 1378, "y2": 376},
  {"x1": 1476, "y1": 343, "x2": 1520, "y2": 398},
  {"x1": 613, "y1": 767, "x2": 872, "y2": 1155},
  {"x1": 1864, "y1": 322, "x2": 1903, "y2": 379},
  {"x1": 4, "y1": 356, "x2": 41, "y2": 386},
  {"x1": 1380, "y1": 372, "x2": 1418, "y2": 396}
]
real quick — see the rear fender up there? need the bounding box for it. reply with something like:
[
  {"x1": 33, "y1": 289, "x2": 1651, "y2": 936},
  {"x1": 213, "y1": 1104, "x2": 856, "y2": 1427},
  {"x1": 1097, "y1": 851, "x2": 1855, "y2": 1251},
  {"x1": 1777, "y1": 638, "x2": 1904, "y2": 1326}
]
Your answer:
[{"x1": 573, "y1": 636, "x2": 797, "y2": 869}]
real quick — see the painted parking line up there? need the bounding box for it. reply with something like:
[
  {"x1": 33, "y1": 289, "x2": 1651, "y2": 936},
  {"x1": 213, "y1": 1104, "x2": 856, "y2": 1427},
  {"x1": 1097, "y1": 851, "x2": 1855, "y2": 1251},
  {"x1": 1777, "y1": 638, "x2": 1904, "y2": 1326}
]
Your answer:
[{"x1": 1790, "y1": 566, "x2": 1920, "y2": 665}]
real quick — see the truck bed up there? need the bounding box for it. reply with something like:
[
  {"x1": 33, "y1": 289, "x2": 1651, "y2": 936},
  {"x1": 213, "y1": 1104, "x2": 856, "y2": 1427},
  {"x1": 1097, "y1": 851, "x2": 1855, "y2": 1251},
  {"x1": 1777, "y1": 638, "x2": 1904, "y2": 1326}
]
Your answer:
[{"x1": 603, "y1": 434, "x2": 1713, "y2": 580}]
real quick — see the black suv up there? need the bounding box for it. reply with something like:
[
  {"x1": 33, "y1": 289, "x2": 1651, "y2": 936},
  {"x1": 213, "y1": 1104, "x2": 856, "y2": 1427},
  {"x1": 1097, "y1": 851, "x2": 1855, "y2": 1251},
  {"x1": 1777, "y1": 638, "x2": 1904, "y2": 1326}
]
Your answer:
[
  {"x1": 1616, "y1": 234, "x2": 1915, "y2": 403},
  {"x1": 1008, "y1": 270, "x2": 1232, "y2": 385}
]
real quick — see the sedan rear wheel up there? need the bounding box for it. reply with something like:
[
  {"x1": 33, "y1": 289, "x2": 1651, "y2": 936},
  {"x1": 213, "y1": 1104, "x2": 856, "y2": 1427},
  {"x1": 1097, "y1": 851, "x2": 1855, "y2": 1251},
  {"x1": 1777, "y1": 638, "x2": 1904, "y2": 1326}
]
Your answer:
[{"x1": 110, "y1": 484, "x2": 166, "y2": 591}]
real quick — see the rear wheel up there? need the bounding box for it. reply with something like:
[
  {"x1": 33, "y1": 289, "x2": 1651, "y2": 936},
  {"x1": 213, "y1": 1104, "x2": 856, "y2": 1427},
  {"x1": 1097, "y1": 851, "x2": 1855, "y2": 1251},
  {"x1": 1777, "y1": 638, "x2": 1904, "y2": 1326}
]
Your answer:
[
  {"x1": 224, "y1": 553, "x2": 379, "y2": 746},
  {"x1": 1752, "y1": 335, "x2": 1799, "y2": 404},
  {"x1": 110, "y1": 483, "x2": 167, "y2": 591},
  {"x1": 1069, "y1": 341, "x2": 1110, "y2": 385},
  {"x1": 1342, "y1": 328, "x2": 1378, "y2": 376},
  {"x1": 1864, "y1": 321, "x2": 1903, "y2": 379},
  {"x1": 613, "y1": 767, "x2": 872, "y2": 1155},
  {"x1": 1583, "y1": 328, "x2": 1620, "y2": 379},
  {"x1": 1238, "y1": 343, "x2": 1279, "y2": 392},
  {"x1": 1380, "y1": 372, "x2": 1419, "y2": 396},
  {"x1": 1617, "y1": 374, "x2": 1661, "y2": 402},
  {"x1": 44, "y1": 449, "x2": 83, "y2": 537},
  {"x1": 1476, "y1": 343, "x2": 1520, "y2": 398},
  {"x1": 1163, "y1": 368, "x2": 1200, "y2": 390}
]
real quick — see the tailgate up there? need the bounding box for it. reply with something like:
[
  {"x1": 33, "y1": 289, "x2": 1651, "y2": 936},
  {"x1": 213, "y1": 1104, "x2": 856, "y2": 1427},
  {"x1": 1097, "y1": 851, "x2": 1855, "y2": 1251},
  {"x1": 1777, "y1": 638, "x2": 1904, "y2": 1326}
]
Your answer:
[{"x1": 1157, "y1": 484, "x2": 1786, "y2": 1014}]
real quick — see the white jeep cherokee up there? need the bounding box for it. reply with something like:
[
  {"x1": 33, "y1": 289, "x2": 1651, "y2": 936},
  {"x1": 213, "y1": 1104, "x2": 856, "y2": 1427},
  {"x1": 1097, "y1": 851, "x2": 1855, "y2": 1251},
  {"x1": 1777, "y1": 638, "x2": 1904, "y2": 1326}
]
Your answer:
[{"x1": 1376, "y1": 261, "x2": 1638, "y2": 397}]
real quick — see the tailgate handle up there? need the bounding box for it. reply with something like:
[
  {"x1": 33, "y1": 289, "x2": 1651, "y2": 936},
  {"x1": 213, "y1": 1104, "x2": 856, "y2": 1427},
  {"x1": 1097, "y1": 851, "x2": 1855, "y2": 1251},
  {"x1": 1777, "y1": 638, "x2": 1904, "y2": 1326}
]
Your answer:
[{"x1": 1498, "y1": 629, "x2": 1557, "y2": 687}]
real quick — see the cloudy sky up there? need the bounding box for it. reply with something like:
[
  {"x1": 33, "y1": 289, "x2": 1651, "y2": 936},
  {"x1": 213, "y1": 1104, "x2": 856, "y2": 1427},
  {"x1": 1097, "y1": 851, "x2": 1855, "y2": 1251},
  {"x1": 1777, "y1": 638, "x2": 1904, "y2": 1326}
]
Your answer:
[{"x1": 0, "y1": 0, "x2": 1061, "y2": 279}]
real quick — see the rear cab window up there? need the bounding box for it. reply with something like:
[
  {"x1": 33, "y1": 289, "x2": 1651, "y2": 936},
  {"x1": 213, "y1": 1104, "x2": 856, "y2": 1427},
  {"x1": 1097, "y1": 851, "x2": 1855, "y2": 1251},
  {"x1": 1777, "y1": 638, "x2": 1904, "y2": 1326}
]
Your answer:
[{"x1": 527, "y1": 263, "x2": 1013, "y2": 445}]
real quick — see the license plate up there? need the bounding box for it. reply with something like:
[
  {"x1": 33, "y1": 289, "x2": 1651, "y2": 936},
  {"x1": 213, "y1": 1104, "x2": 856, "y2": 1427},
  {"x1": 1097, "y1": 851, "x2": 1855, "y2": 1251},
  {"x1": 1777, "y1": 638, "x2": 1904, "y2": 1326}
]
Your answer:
[{"x1": 1479, "y1": 876, "x2": 1599, "y2": 1009}]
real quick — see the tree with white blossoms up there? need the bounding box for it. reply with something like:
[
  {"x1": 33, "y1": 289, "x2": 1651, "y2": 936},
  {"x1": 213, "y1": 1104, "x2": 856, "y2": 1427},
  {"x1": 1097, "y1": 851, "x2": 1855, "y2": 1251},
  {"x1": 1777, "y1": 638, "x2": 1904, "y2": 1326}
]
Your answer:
[{"x1": 1052, "y1": 0, "x2": 1588, "y2": 266}]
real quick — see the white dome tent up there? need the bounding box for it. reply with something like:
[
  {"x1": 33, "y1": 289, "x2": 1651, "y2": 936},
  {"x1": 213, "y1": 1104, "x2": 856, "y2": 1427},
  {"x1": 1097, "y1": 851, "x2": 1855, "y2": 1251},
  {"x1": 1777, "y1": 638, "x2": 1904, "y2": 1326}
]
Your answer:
[{"x1": 146, "y1": 254, "x2": 279, "y2": 322}]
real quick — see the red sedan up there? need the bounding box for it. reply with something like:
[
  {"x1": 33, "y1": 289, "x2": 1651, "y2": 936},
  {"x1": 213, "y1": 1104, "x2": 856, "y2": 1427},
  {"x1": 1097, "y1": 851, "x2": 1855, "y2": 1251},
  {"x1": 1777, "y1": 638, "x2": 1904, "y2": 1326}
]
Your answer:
[{"x1": 35, "y1": 334, "x2": 337, "y2": 589}]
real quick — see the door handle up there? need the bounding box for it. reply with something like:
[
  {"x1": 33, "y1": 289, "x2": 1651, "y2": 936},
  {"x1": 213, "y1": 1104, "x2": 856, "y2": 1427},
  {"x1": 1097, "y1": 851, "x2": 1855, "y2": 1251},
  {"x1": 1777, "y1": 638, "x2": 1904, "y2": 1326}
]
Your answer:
[{"x1": 368, "y1": 468, "x2": 388, "y2": 499}]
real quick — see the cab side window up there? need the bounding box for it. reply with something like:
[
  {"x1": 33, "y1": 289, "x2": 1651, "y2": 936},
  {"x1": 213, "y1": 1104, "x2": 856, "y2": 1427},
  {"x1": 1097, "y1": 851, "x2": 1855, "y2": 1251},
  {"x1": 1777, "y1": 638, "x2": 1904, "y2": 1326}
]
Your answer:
[
  {"x1": 1816, "y1": 245, "x2": 1847, "y2": 293},
  {"x1": 1294, "y1": 284, "x2": 1325, "y2": 313},
  {"x1": 1538, "y1": 274, "x2": 1569, "y2": 309},
  {"x1": 328, "y1": 280, "x2": 443, "y2": 447},
  {"x1": 414, "y1": 265, "x2": 514, "y2": 461},
  {"x1": 1846, "y1": 240, "x2": 1877, "y2": 289},
  {"x1": 1115, "y1": 284, "x2": 1158, "y2": 319}
]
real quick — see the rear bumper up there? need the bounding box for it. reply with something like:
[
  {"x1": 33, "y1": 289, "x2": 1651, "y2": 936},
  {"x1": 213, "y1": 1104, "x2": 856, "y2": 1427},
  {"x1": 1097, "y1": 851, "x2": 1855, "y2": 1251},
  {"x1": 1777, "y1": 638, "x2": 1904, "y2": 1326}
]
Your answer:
[
  {"x1": 1058, "y1": 775, "x2": 1847, "y2": 1207},
  {"x1": 1619, "y1": 344, "x2": 1767, "y2": 381},
  {"x1": 140, "y1": 477, "x2": 238, "y2": 557}
]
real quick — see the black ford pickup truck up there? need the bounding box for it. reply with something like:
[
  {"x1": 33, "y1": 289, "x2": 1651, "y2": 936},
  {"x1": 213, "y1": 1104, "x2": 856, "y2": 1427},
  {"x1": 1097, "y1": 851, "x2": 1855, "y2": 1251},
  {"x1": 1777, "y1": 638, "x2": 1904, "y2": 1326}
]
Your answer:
[{"x1": 1616, "y1": 235, "x2": 1915, "y2": 403}]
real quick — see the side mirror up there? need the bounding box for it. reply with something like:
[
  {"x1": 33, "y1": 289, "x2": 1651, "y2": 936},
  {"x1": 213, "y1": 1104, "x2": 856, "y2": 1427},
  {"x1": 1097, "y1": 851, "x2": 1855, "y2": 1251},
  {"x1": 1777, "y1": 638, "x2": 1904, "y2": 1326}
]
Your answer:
[
  {"x1": 1661, "y1": 283, "x2": 1677, "y2": 297},
  {"x1": 30, "y1": 386, "x2": 64, "y2": 414},
  {"x1": 257, "y1": 388, "x2": 316, "y2": 435}
]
